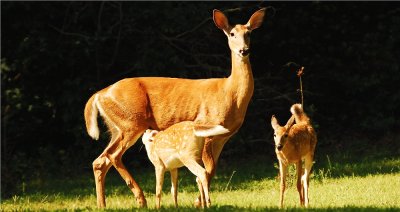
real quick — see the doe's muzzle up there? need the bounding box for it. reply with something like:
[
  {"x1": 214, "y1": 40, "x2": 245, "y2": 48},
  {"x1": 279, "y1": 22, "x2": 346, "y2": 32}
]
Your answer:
[{"x1": 239, "y1": 48, "x2": 250, "y2": 57}]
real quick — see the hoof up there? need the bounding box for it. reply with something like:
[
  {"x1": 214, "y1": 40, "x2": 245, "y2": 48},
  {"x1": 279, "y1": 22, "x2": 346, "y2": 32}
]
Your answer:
[
  {"x1": 193, "y1": 198, "x2": 201, "y2": 208},
  {"x1": 206, "y1": 199, "x2": 211, "y2": 208},
  {"x1": 137, "y1": 197, "x2": 147, "y2": 208}
]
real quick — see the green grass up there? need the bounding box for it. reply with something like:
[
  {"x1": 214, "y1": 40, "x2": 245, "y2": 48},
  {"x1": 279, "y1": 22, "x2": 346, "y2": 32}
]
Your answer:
[{"x1": 2, "y1": 155, "x2": 400, "y2": 211}]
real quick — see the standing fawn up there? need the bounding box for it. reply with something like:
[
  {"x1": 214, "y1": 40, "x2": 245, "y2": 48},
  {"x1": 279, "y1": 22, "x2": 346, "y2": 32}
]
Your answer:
[
  {"x1": 271, "y1": 104, "x2": 317, "y2": 208},
  {"x1": 142, "y1": 121, "x2": 229, "y2": 209},
  {"x1": 84, "y1": 8, "x2": 266, "y2": 208}
]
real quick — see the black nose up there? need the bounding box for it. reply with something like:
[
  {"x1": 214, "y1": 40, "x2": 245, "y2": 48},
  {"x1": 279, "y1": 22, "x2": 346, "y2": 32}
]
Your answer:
[
  {"x1": 239, "y1": 48, "x2": 250, "y2": 56},
  {"x1": 277, "y1": 144, "x2": 283, "y2": 151}
]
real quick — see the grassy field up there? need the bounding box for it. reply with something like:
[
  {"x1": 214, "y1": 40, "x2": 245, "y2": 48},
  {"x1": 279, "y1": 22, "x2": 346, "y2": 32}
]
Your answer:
[{"x1": 2, "y1": 151, "x2": 399, "y2": 211}]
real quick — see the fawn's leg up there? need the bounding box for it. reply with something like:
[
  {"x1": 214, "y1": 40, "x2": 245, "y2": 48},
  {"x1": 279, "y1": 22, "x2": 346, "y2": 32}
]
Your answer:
[
  {"x1": 279, "y1": 160, "x2": 288, "y2": 208},
  {"x1": 196, "y1": 177, "x2": 205, "y2": 208},
  {"x1": 155, "y1": 165, "x2": 165, "y2": 209},
  {"x1": 302, "y1": 155, "x2": 313, "y2": 208},
  {"x1": 182, "y1": 158, "x2": 210, "y2": 208},
  {"x1": 170, "y1": 169, "x2": 178, "y2": 208},
  {"x1": 193, "y1": 137, "x2": 214, "y2": 207},
  {"x1": 296, "y1": 161, "x2": 305, "y2": 206}
]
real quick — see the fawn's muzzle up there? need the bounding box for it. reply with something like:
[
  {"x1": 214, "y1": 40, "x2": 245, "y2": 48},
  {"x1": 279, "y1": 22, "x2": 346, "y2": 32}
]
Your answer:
[{"x1": 276, "y1": 144, "x2": 283, "y2": 151}]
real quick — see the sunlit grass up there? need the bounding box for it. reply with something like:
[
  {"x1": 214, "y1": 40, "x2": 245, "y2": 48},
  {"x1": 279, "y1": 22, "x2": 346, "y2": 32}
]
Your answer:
[
  {"x1": 2, "y1": 171, "x2": 399, "y2": 211},
  {"x1": 2, "y1": 154, "x2": 399, "y2": 211}
]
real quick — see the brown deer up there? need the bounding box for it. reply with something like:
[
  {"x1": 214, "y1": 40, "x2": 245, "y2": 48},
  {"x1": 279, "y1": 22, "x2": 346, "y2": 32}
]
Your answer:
[
  {"x1": 84, "y1": 8, "x2": 266, "y2": 208},
  {"x1": 270, "y1": 104, "x2": 317, "y2": 208},
  {"x1": 141, "y1": 121, "x2": 229, "y2": 209}
]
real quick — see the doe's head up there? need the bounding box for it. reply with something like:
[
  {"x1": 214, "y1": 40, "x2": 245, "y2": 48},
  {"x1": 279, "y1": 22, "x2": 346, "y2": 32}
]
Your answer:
[
  {"x1": 213, "y1": 8, "x2": 266, "y2": 58},
  {"x1": 271, "y1": 115, "x2": 295, "y2": 151}
]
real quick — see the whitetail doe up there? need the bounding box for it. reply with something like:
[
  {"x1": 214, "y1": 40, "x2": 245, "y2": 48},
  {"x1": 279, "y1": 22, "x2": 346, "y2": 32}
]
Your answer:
[
  {"x1": 84, "y1": 8, "x2": 266, "y2": 208},
  {"x1": 142, "y1": 121, "x2": 229, "y2": 209},
  {"x1": 270, "y1": 104, "x2": 317, "y2": 208}
]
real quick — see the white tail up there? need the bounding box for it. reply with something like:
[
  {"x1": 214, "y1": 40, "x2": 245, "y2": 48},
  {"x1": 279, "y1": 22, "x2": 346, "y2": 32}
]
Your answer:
[
  {"x1": 84, "y1": 94, "x2": 99, "y2": 140},
  {"x1": 271, "y1": 104, "x2": 317, "y2": 208},
  {"x1": 290, "y1": 103, "x2": 310, "y2": 124},
  {"x1": 194, "y1": 125, "x2": 230, "y2": 137},
  {"x1": 84, "y1": 8, "x2": 266, "y2": 208}
]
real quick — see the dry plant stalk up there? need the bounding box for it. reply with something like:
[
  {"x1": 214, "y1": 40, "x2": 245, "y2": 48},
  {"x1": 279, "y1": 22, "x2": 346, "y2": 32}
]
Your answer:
[{"x1": 297, "y1": 66, "x2": 305, "y2": 107}]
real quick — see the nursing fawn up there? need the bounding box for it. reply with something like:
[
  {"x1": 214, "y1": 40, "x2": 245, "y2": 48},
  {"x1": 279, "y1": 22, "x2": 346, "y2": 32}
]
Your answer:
[
  {"x1": 270, "y1": 104, "x2": 317, "y2": 208},
  {"x1": 142, "y1": 121, "x2": 229, "y2": 208}
]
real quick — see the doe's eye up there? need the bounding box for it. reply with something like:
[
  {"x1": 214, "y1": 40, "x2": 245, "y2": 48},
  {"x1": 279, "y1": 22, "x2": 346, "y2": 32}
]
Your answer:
[
  {"x1": 230, "y1": 32, "x2": 235, "y2": 37},
  {"x1": 284, "y1": 134, "x2": 288, "y2": 138}
]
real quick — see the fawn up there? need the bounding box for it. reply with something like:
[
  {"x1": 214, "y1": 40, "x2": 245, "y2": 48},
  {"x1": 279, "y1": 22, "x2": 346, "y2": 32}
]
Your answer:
[
  {"x1": 271, "y1": 104, "x2": 317, "y2": 208},
  {"x1": 142, "y1": 121, "x2": 229, "y2": 209}
]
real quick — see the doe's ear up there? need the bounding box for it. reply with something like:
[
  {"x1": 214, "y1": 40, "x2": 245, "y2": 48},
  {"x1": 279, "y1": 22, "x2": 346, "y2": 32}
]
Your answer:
[
  {"x1": 246, "y1": 8, "x2": 266, "y2": 30},
  {"x1": 271, "y1": 115, "x2": 280, "y2": 130},
  {"x1": 213, "y1": 9, "x2": 230, "y2": 33}
]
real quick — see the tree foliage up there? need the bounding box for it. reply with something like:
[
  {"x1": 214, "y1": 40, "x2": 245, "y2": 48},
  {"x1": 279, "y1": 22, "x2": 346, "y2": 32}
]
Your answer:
[{"x1": 1, "y1": 2, "x2": 399, "y2": 198}]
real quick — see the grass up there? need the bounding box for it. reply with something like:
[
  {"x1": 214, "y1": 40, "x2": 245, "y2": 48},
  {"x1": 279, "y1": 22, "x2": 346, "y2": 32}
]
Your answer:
[{"x1": 2, "y1": 152, "x2": 399, "y2": 211}]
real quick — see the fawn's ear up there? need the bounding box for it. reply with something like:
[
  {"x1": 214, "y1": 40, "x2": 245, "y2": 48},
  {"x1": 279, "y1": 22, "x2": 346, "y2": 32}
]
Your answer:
[
  {"x1": 285, "y1": 115, "x2": 296, "y2": 129},
  {"x1": 149, "y1": 130, "x2": 159, "y2": 142},
  {"x1": 271, "y1": 115, "x2": 280, "y2": 130},
  {"x1": 213, "y1": 9, "x2": 231, "y2": 34},
  {"x1": 246, "y1": 8, "x2": 266, "y2": 31}
]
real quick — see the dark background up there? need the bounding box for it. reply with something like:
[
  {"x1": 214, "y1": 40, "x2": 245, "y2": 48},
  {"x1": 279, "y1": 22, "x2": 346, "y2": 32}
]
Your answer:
[{"x1": 2, "y1": 2, "x2": 399, "y2": 198}]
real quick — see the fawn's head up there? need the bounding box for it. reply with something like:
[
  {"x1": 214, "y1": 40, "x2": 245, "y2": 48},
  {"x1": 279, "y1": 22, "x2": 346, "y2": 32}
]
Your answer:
[
  {"x1": 271, "y1": 115, "x2": 295, "y2": 151},
  {"x1": 213, "y1": 8, "x2": 266, "y2": 58},
  {"x1": 142, "y1": 129, "x2": 159, "y2": 146}
]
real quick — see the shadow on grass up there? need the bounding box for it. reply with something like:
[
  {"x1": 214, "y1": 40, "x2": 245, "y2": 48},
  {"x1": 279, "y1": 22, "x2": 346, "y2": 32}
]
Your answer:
[{"x1": 312, "y1": 155, "x2": 400, "y2": 180}]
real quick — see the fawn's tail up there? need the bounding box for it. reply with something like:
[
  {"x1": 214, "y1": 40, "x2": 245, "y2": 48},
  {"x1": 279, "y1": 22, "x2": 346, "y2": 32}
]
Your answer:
[{"x1": 290, "y1": 103, "x2": 310, "y2": 124}]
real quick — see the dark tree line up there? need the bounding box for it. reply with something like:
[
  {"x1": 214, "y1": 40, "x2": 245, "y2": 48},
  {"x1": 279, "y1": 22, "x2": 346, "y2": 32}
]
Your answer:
[{"x1": 2, "y1": 2, "x2": 399, "y2": 198}]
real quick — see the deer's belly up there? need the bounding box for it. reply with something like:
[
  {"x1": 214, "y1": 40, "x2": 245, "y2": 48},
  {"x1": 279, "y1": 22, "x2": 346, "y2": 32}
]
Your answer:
[
  {"x1": 157, "y1": 151, "x2": 184, "y2": 170},
  {"x1": 276, "y1": 152, "x2": 301, "y2": 165}
]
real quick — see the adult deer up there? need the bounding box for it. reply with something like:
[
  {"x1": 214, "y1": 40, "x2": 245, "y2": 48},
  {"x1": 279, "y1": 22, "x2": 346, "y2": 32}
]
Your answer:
[
  {"x1": 84, "y1": 8, "x2": 266, "y2": 208},
  {"x1": 271, "y1": 104, "x2": 317, "y2": 208}
]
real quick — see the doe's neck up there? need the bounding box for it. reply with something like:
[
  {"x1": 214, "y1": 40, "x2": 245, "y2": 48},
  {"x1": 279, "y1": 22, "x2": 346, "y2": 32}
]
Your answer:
[
  {"x1": 226, "y1": 52, "x2": 254, "y2": 107},
  {"x1": 228, "y1": 53, "x2": 254, "y2": 89}
]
